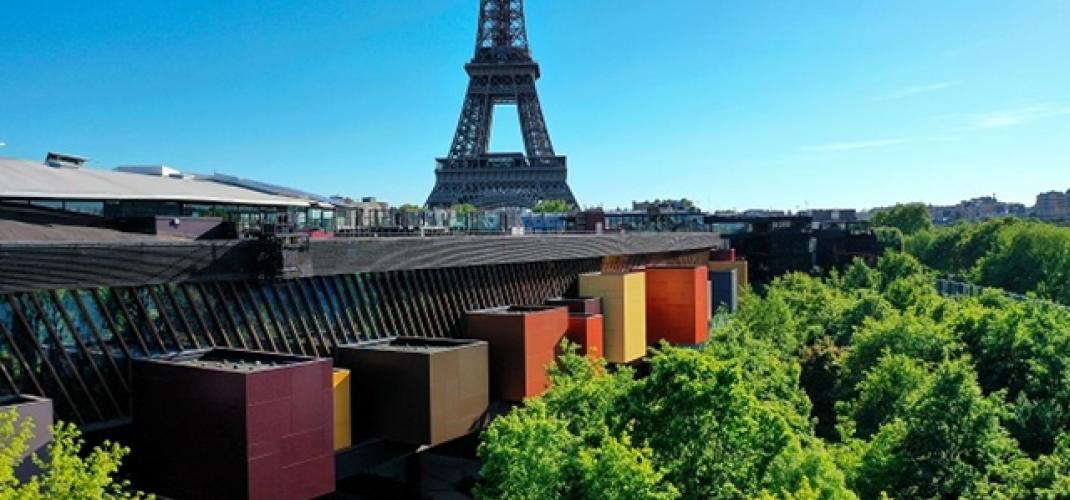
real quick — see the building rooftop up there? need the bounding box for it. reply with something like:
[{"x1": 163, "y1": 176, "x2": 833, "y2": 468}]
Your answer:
[
  {"x1": 0, "y1": 218, "x2": 165, "y2": 242},
  {"x1": 0, "y1": 157, "x2": 310, "y2": 207},
  {"x1": 201, "y1": 172, "x2": 335, "y2": 207}
]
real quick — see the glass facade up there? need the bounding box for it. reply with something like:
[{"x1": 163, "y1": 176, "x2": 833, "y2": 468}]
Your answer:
[
  {"x1": 604, "y1": 212, "x2": 708, "y2": 232},
  {"x1": 3, "y1": 198, "x2": 336, "y2": 233}
]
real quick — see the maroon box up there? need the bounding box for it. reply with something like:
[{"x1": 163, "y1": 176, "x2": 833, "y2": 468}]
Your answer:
[
  {"x1": 544, "y1": 297, "x2": 603, "y2": 315},
  {"x1": 133, "y1": 349, "x2": 334, "y2": 500},
  {"x1": 1, "y1": 394, "x2": 53, "y2": 482}
]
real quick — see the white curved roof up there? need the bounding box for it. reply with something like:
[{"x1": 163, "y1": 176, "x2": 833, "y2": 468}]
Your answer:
[{"x1": 0, "y1": 157, "x2": 310, "y2": 207}]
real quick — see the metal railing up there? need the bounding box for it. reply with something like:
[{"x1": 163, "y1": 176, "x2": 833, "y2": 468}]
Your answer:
[{"x1": 935, "y1": 278, "x2": 1070, "y2": 313}]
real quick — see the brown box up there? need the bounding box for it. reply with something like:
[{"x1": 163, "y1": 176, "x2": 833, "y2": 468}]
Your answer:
[
  {"x1": 544, "y1": 297, "x2": 603, "y2": 315},
  {"x1": 133, "y1": 349, "x2": 334, "y2": 500},
  {"x1": 465, "y1": 305, "x2": 569, "y2": 401},
  {"x1": 2, "y1": 394, "x2": 52, "y2": 482},
  {"x1": 335, "y1": 337, "x2": 488, "y2": 447}
]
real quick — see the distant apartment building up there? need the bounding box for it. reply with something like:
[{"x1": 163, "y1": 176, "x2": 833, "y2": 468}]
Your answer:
[
  {"x1": 1034, "y1": 191, "x2": 1070, "y2": 221},
  {"x1": 800, "y1": 209, "x2": 858, "y2": 224},
  {"x1": 331, "y1": 196, "x2": 392, "y2": 230},
  {"x1": 928, "y1": 196, "x2": 1026, "y2": 224}
]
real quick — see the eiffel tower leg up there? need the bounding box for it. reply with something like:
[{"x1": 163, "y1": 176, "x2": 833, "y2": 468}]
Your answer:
[
  {"x1": 448, "y1": 88, "x2": 493, "y2": 159},
  {"x1": 516, "y1": 92, "x2": 555, "y2": 158}
]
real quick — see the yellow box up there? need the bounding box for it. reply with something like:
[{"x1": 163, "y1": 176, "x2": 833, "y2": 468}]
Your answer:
[
  {"x1": 578, "y1": 271, "x2": 647, "y2": 363},
  {"x1": 332, "y1": 368, "x2": 352, "y2": 451},
  {"x1": 709, "y1": 261, "x2": 748, "y2": 294}
]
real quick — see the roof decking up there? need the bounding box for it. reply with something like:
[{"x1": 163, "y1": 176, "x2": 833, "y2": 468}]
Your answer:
[{"x1": 0, "y1": 157, "x2": 309, "y2": 207}]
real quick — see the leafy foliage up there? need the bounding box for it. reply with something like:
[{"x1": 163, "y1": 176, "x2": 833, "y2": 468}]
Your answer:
[
  {"x1": 854, "y1": 360, "x2": 1020, "y2": 499},
  {"x1": 478, "y1": 249, "x2": 1070, "y2": 498},
  {"x1": 871, "y1": 203, "x2": 933, "y2": 236},
  {"x1": 476, "y1": 348, "x2": 677, "y2": 499},
  {"x1": 532, "y1": 199, "x2": 575, "y2": 213},
  {"x1": 838, "y1": 353, "x2": 931, "y2": 439},
  {"x1": 475, "y1": 402, "x2": 578, "y2": 500},
  {"x1": 575, "y1": 433, "x2": 678, "y2": 500},
  {"x1": 907, "y1": 217, "x2": 1070, "y2": 305},
  {"x1": 623, "y1": 348, "x2": 793, "y2": 498},
  {"x1": 0, "y1": 409, "x2": 151, "y2": 499},
  {"x1": 873, "y1": 226, "x2": 905, "y2": 254},
  {"x1": 449, "y1": 202, "x2": 477, "y2": 215}
]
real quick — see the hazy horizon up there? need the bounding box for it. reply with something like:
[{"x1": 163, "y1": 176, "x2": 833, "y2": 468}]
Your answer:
[{"x1": 2, "y1": 0, "x2": 1068, "y2": 210}]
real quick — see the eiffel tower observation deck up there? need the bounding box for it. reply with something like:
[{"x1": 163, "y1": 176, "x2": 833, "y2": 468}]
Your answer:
[{"x1": 426, "y1": 0, "x2": 577, "y2": 209}]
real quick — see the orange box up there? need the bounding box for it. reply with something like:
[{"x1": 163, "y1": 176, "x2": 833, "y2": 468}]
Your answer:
[
  {"x1": 465, "y1": 306, "x2": 569, "y2": 401},
  {"x1": 644, "y1": 266, "x2": 710, "y2": 346}
]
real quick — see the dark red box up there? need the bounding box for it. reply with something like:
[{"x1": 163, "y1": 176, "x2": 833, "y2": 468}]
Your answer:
[
  {"x1": 133, "y1": 349, "x2": 334, "y2": 500},
  {"x1": 564, "y1": 313, "x2": 604, "y2": 359}
]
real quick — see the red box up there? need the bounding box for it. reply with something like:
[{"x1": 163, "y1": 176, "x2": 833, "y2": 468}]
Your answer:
[
  {"x1": 465, "y1": 306, "x2": 568, "y2": 401},
  {"x1": 564, "y1": 313, "x2": 604, "y2": 359},
  {"x1": 644, "y1": 266, "x2": 710, "y2": 346}
]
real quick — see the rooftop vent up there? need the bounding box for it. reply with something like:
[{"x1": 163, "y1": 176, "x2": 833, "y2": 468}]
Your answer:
[
  {"x1": 45, "y1": 152, "x2": 87, "y2": 169},
  {"x1": 114, "y1": 165, "x2": 186, "y2": 179}
]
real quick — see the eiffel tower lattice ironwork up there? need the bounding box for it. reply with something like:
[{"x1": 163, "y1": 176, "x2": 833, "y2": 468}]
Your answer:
[{"x1": 425, "y1": 0, "x2": 577, "y2": 209}]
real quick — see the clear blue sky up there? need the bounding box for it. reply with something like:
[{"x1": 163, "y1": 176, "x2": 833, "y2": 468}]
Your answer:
[{"x1": 2, "y1": 1, "x2": 1068, "y2": 210}]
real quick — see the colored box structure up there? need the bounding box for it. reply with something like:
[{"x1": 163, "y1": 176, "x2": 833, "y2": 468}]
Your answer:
[
  {"x1": 564, "y1": 313, "x2": 605, "y2": 359},
  {"x1": 709, "y1": 260, "x2": 748, "y2": 294},
  {"x1": 2, "y1": 394, "x2": 52, "y2": 482},
  {"x1": 710, "y1": 269, "x2": 739, "y2": 313},
  {"x1": 578, "y1": 272, "x2": 647, "y2": 363},
  {"x1": 335, "y1": 337, "x2": 488, "y2": 447},
  {"x1": 544, "y1": 297, "x2": 603, "y2": 315},
  {"x1": 133, "y1": 349, "x2": 334, "y2": 500},
  {"x1": 332, "y1": 369, "x2": 352, "y2": 451},
  {"x1": 644, "y1": 266, "x2": 710, "y2": 346},
  {"x1": 465, "y1": 305, "x2": 569, "y2": 401}
]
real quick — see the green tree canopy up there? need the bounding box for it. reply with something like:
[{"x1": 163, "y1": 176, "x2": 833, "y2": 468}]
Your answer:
[
  {"x1": 449, "y1": 203, "x2": 477, "y2": 215},
  {"x1": 870, "y1": 203, "x2": 933, "y2": 236},
  {"x1": 478, "y1": 245, "x2": 1070, "y2": 498},
  {"x1": 532, "y1": 199, "x2": 575, "y2": 213},
  {"x1": 838, "y1": 353, "x2": 932, "y2": 439},
  {"x1": 854, "y1": 360, "x2": 1021, "y2": 499},
  {"x1": 903, "y1": 217, "x2": 1070, "y2": 307}
]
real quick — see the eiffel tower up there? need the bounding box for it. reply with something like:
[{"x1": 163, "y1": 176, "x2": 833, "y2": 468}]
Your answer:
[{"x1": 425, "y1": 0, "x2": 577, "y2": 209}]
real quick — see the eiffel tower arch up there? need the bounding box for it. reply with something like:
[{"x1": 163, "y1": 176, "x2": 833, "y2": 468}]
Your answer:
[{"x1": 426, "y1": 0, "x2": 578, "y2": 210}]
